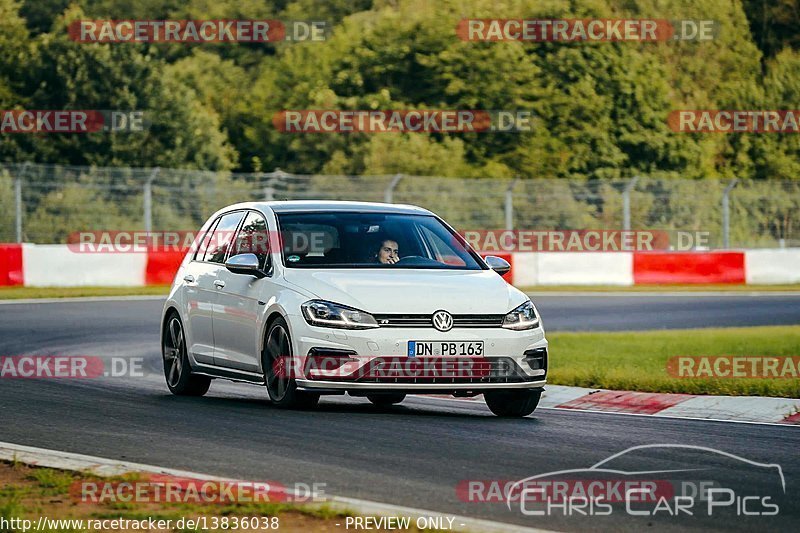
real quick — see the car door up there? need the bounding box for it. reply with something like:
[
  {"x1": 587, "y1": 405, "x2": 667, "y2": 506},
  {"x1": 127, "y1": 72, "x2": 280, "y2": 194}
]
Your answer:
[
  {"x1": 189, "y1": 210, "x2": 247, "y2": 366},
  {"x1": 184, "y1": 216, "x2": 221, "y2": 365},
  {"x1": 213, "y1": 210, "x2": 272, "y2": 372}
]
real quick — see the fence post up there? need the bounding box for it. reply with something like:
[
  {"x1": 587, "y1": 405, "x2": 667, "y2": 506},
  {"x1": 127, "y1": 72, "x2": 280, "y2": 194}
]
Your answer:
[
  {"x1": 722, "y1": 178, "x2": 738, "y2": 249},
  {"x1": 505, "y1": 178, "x2": 518, "y2": 230},
  {"x1": 384, "y1": 174, "x2": 403, "y2": 204},
  {"x1": 14, "y1": 162, "x2": 29, "y2": 243},
  {"x1": 623, "y1": 176, "x2": 639, "y2": 231},
  {"x1": 144, "y1": 167, "x2": 159, "y2": 233},
  {"x1": 263, "y1": 168, "x2": 278, "y2": 201},
  {"x1": 264, "y1": 168, "x2": 291, "y2": 201}
]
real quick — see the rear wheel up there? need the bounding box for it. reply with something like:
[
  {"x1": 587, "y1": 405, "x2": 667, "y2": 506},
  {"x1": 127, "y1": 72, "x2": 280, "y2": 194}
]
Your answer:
[
  {"x1": 263, "y1": 317, "x2": 319, "y2": 410},
  {"x1": 162, "y1": 314, "x2": 211, "y2": 396},
  {"x1": 484, "y1": 390, "x2": 541, "y2": 417},
  {"x1": 367, "y1": 393, "x2": 406, "y2": 406}
]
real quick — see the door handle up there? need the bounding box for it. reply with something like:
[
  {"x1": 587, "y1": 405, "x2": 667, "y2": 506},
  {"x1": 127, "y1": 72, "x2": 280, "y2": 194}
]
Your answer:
[
  {"x1": 183, "y1": 274, "x2": 195, "y2": 283},
  {"x1": 213, "y1": 280, "x2": 226, "y2": 289}
]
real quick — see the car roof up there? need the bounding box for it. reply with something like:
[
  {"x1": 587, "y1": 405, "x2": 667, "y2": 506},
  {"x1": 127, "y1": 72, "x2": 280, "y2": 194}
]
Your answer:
[{"x1": 220, "y1": 200, "x2": 434, "y2": 216}]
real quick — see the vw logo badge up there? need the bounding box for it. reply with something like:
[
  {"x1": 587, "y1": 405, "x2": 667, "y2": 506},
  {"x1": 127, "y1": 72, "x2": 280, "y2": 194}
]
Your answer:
[{"x1": 432, "y1": 310, "x2": 453, "y2": 332}]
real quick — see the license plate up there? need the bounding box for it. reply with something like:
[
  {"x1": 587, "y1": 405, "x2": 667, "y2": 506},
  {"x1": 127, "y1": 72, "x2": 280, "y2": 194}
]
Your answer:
[{"x1": 407, "y1": 341, "x2": 484, "y2": 357}]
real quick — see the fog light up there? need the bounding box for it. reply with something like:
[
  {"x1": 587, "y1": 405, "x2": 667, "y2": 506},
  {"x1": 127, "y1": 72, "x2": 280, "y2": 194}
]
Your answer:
[
  {"x1": 305, "y1": 348, "x2": 358, "y2": 375},
  {"x1": 524, "y1": 348, "x2": 547, "y2": 372}
]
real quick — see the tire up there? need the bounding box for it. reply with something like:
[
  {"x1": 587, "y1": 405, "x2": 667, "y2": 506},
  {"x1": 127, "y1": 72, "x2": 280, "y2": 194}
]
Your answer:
[
  {"x1": 162, "y1": 313, "x2": 211, "y2": 396},
  {"x1": 367, "y1": 393, "x2": 406, "y2": 406},
  {"x1": 263, "y1": 317, "x2": 320, "y2": 410},
  {"x1": 484, "y1": 389, "x2": 541, "y2": 417}
]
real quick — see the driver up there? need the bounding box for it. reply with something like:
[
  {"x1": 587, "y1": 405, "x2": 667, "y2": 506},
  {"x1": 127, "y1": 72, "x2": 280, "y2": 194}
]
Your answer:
[{"x1": 375, "y1": 239, "x2": 399, "y2": 264}]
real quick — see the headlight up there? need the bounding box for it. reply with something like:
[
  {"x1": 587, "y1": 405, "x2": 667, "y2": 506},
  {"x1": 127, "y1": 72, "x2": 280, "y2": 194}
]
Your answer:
[
  {"x1": 502, "y1": 300, "x2": 540, "y2": 330},
  {"x1": 301, "y1": 300, "x2": 379, "y2": 329}
]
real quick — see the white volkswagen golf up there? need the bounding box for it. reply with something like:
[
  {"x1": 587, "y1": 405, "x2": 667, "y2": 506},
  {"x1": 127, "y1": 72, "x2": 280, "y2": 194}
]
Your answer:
[{"x1": 161, "y1": 201, "x2": 548, "y2": 417}]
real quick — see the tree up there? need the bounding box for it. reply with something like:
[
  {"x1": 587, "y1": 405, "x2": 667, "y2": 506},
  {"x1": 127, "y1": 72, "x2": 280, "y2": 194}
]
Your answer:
[
  {"x1": 741, "y1": 0, "x2": 800, "y2": 59},
  {"x1": 3, "y1": 4, "x2": 238, "y2": 169}
]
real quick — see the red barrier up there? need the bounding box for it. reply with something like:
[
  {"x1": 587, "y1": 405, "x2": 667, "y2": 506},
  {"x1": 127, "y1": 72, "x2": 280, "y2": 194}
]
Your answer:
[
  {"x1": 145, "y1": 248, "x2": 186, "y2": 285},
  {"x1": 633, "y1": 251, "x2": 745, "y2": 284},
  {"x1": 0, "y1": 244, "x2": 24, "y2": 286},
  {"x1": 480, "y1": 252, "x2": 513, "y2": 283}
]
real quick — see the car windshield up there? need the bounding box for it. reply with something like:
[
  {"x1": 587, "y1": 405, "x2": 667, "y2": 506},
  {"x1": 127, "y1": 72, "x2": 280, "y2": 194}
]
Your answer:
[{"x1": 276, "y1": 212, "x2": 484, "y2": 270}]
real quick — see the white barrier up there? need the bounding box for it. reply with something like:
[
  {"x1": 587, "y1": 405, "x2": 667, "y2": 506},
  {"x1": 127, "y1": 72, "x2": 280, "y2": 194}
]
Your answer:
[
  {"x1": 22, "y1": 244, "x2": 146, "y2": 287},
  {"x1": 4, "y1": 245, "x2": 799, "y2": 287},
  {"x1": 510, "y1": 252, "x2": 537, "y2": 286},
  {"x1": 744, "y1": 249, "x2": 800, "y2": 284},
  {"x1": 516, "y1": 252, "x2": 634, "y2": 286}
]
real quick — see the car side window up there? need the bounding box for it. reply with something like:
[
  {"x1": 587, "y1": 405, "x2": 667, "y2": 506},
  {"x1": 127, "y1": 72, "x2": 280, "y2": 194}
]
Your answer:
[
  {"x1": 232, "y1": 211, "x2": 271, "y2": 270},
  {"x1": 193, "y1": 216, "x2": 221, "y2": 261},
  {"x1": 203, "y1": 211, "x2": 246, "y2": 263}
]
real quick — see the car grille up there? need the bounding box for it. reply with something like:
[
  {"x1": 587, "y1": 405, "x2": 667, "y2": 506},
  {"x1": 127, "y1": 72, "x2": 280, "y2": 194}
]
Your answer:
[{"x1": 373, "y1": 314, "x2": 505, "y2": 328}]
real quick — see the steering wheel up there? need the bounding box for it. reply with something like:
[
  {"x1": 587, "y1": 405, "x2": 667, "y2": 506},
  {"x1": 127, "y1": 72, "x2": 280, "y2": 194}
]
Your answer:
[{"x1": 395, "y1": 255, "x2": 439, "y2": 266}]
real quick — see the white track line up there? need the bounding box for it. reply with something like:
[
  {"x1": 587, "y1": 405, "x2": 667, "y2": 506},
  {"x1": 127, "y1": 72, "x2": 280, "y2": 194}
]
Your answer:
[
  {"x1": 411, "y1": 395, "x2": 800, "y2": 428},
  {"x1": 540, "y1": 406, "x2": 800, "y2": 428},
  {"x1": 2, "y1": 291, "x2": 798, "y2": 305},
  {"x1": 0, "y1": 441, "x2": 551, "y2": 533}
]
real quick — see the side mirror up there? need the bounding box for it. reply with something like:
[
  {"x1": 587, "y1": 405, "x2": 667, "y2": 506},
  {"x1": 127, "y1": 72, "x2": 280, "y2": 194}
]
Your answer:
[
  {"x1": 484, "y1": 255, "x2": 511, "y2": 276},
  {"x1": 225, "y1": 253, "x2": 265, "y2": 277}
]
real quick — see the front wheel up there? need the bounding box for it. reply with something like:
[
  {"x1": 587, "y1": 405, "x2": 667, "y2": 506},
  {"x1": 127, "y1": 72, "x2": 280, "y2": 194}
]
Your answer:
[
  {"x1": 263, "y1": 317, "x2": 319, "y2": 410},
  {"x1": 162, "y1": 314, "x2": 211, "y2": 396},
  {"x1": 484, "y1": 390, "x2": 541, "y2": 417}
]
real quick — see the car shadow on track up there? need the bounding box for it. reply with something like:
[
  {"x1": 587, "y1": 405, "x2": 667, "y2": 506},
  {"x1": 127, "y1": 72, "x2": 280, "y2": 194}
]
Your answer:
[{"x1": 153, "y1": 391, "x2": 543, "y2": 423}]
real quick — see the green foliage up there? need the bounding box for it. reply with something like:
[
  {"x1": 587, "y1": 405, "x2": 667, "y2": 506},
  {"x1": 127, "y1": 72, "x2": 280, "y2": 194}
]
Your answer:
[
  {"x1": 26, "y1": 469, "x2": 75, "y2": 496},
  {"x1": 3, "y1": 2, "x2": 237, "y2": 169},
  {"x1": 549, "y1": 325, "x2": 800, "y2": 397},
  {"x1": 0, "y1": 174, "x2": 16, "y2": 241},
  {"x1": 741, "y1": 0, "x2": 800, "y2": 59},
  {"x1": 24, "y1": 184, "x2": 138, "y2": 242},
  {"x1": 0, "y1": 0, "x2": 798, "y2": 244},
  {"x1": 2, "y1": 0, "x2": 796, "y2": 180}
]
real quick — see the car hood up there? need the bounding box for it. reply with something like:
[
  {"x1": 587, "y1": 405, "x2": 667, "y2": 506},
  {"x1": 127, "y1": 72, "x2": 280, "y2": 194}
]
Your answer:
[{"x1": 282, "y1": 268, "x2": 526, "y2": 315}]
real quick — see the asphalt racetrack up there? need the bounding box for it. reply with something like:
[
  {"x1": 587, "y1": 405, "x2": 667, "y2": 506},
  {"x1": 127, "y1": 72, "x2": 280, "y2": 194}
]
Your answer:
[{"x1": 0, "y1": 294, "x2": 798, "y2": 531}]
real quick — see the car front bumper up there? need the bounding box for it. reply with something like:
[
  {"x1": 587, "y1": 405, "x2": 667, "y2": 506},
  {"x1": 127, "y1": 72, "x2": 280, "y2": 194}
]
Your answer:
[{"x1": 287, "y1": 313, "x2": 548, "y2": 392}]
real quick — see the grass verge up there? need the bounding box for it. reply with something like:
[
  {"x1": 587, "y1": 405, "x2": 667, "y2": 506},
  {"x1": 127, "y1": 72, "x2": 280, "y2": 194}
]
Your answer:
[
  {"x1": 2, "y1": 283, "x2": 798, "y2": 301},
  {"x1": 548, "y1": 325, "x2": 800, "y2": 397},
  {"x1": 0, "y1": 461, "x2": 433, "y2": 533},
  {"x1": 0, "y1": 285, "x2": 170, "y2": 300}
]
